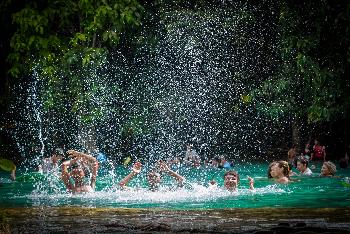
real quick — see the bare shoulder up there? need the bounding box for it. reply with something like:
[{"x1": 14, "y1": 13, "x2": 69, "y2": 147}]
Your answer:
[{"x1": 278, "y1": 177, "x2": 290, "y2": 184}]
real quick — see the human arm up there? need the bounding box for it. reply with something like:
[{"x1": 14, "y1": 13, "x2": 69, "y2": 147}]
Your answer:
[
  {"x1": 67, "y1": 150, "x2": 97, "y2": 164},
  {"x1": 158, "y1": 161, "x2": 184, "y2": 185},
  {"x1": 10, "y1": 166, "x2": 16, "y2": 181},
  {"x1": 67, "y1": 150, "x2": 99, "y2": 189},
  {"x1": 60, "y1": 158, "x2": 79, "y2": 191},
  {"x1": 247, "y1": 176, "x2": 254, "y2": 190},
  {"x1": 118, "y1": 162, "x2": 142, "y2": 188}
]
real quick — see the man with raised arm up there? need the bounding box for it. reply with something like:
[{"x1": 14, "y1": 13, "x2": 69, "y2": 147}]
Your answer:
[
  {"x1": 61, "y1": 150, "x2": 99, "y2": 193},
  {"x1": 118, "y1": 160, "x2": 184, "y2": 191}
]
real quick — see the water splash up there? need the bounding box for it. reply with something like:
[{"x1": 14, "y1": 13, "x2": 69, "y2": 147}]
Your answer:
[{"x1": 10, "y1": 1, "x2": 283, "y2": 167}]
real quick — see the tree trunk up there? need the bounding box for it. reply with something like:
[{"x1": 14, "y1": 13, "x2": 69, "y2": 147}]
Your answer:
[{"x1": 292, "y1": 117, "x2": 301, "y2": 151}]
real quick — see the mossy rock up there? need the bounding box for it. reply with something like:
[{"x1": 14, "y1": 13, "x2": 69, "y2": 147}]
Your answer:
[{"x1": 0, "y1": 159, "x2": 16, "y2": 172}]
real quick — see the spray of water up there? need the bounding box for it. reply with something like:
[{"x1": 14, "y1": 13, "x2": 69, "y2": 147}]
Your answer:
[{"x1": 7, "y1": 1, "x2": 291, "y2": 204}]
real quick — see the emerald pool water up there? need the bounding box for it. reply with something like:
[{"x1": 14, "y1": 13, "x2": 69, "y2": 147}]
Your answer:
[{"x1": 1, "y1": 162, "x2": 350, "y2": 209}]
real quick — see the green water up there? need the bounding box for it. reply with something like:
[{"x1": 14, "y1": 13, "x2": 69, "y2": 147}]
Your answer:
[{"x1": 1, "y1": 162, "x2": 350, "y2": 209}]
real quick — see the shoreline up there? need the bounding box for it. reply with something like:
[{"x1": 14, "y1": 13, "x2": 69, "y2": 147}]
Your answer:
[{"x1": 1, "y1": 207, "x2": 350, "y2": 233}]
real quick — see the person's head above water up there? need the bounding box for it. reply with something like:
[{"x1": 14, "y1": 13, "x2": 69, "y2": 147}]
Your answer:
[
  {"x1": 296, "y1": 157, "x2": 309, "y2": 173},
  {"x1": 61, "y1": 150, "x2": 99, "y2": 193},
  {"x1": 223, "y1": 170, "x2": 240, "y2": 191},
  {"x1": 118, "y1": 160, "x2": 184, "y2": 191},
  {"x1": 321, "y1": 161, "x2": 337, "y2": 176},
  {"x1": 69, "y1": 162, "x2": 87, "y2": 183},
  {"x1": 267, "y1": 160, "x2": 290, "y2": 183}
]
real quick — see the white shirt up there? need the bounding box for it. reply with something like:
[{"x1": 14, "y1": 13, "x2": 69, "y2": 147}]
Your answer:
[{"x1": 300, "y1": 167, "x2": 312, "y2": 176}]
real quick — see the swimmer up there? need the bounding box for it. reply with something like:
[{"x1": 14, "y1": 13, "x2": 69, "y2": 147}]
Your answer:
[
  {"x1": 118, "y1": 160, "x2": 184, "y2": 191},
  {"x1": 61, "y1": 150, "x2": 99, "y2": 193},
  {"x1": 211, "y1": 171, "x2": 254, "y2": 191},
  {"x1": 267, "y1": 161, "x2": 290, "y2": 184},
  {"x1": 296, "y1": 157, "x2": 313, "y2": 176},
  {"x1": 320, "y1": 161, "x2": 337, "y2": 177}
]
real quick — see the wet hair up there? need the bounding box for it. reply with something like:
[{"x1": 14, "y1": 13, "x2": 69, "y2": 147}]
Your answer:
[
  {"x1": 268, "y1": 161, "x2": 290, "y2": 178},
  {"x1": 223, "y1": 170, "x2": 240, "y2": 185},
  {"x1": 297, "y1": 157, "x2": 309, "y2": 167},
  {"x1": 147, "y1": 170, "x2": 161, "y2": 184},
  {"x1": 70, "y1": 163, "x2": 90, "y2": 178},
  {"x1": 323, "y1": 161, "x2": 337, "y2": 175},
  {"x1": 148, "y1": 171, "x2": 160, "y2": 178},
  {"x1": 147, "y1": 171, "x2": 161, "y2": 191}
]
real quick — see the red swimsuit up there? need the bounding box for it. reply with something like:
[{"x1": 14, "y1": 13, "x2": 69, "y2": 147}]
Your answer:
[{"x1": 313, "y1": 145, "x2": 325, "y2": 159}]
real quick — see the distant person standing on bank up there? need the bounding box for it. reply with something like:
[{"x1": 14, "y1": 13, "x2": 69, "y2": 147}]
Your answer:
[
  {"x1": 302, "y1": 141, "x2": 312, "y2": 160},
  {"x1": 310, "y1": 139, "x2": 326, "y2": 162}
]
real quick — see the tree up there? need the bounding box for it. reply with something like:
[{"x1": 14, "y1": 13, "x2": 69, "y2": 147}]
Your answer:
[
  {"x1": 6, "y1": 0, "x2": 144, "y2": 153},
  {"x1": 248, "y1": 0, "x2": 350, "y2": 148}
]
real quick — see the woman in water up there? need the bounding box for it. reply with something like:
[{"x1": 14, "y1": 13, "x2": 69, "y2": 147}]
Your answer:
[
  {"x1": 267, "y1": 160, "x2": 290, "y2": 184},
  {"x1": 320, "y1": 161, "x2": 337, "y2": 177}
]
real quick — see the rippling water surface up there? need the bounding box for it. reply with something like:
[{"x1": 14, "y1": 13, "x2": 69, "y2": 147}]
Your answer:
[{"x1": 1, "y1": 162, "x2": 350, "y2": 209}]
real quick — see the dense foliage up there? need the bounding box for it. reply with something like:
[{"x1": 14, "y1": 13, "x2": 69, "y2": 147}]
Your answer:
[
  {"x1": 0, "y1": 0, "x2": 349, "y2": 160},
  {"x1": 7, "y1": 0, "x2": 143, "y2": 118},
  {"x1": 250, "y1": 0, "x2": 350, "y2": 124}
]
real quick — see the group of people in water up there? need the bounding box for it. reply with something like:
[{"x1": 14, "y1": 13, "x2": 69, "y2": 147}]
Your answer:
[
  {"x1": 1, "y1": 138, "x2": 347, "y2": 194},
  {"x1": 31, "y1": 139, "x2": 346, "y2": 194}
]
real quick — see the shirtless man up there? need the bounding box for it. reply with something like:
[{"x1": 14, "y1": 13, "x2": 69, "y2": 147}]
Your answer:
[
  {"x1": 118, "y1": 160, "x2": 184, "y2": 191},
  {"x1": 61, "y1": 150, "x2": 99, "y2": 193}
]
